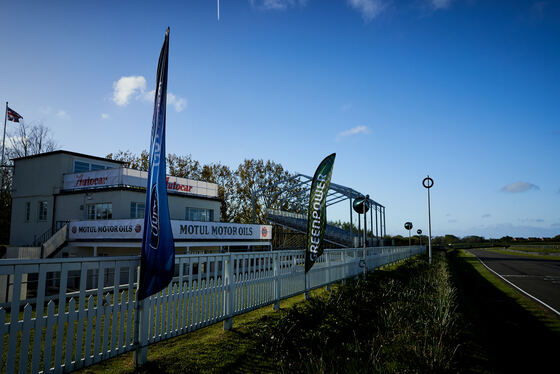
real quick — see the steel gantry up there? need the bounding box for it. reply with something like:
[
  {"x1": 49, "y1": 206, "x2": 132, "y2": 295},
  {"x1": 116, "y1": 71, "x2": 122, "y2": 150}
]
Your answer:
[{"x1": 251, "y1": 173, "x2": 386, "y2": 247}]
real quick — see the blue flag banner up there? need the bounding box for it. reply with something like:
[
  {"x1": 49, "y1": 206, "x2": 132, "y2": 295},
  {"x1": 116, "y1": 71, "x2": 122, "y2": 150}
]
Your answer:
[{"x1": 138, "y1": 28, "x2": 175, "y2": 300}]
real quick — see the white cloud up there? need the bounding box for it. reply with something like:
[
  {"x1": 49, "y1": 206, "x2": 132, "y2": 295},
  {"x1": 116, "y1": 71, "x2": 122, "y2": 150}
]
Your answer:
[
  {"x1": 57, "y1": 110, "x2": 70, "y2": 119},
  {"x1": 501, "y1": 181, "x2": 539, "y2": 193},
  {"x1": 347, "y1": 0, "x2": 386, "y2": 21},
  {"x1": 143, "y1": 90, "x2": 187, "y2": 113},
  {"x1": 337, "y1": 125, "x2": 370, "y2": 140},
  {"x1": 113, "y1": 76, "x2": 186, "y2": 112},
  {"x1": 112, "y1": 76, "x2": 147, "y2": 106},
  {"x1": 430, "y1": 0, "x2": 452, "y2": 10},
  {"x1": 101, "y1": 113, "x2": 110, "y2": 120},
  {"x1": 167, "y1": 93, "x2": 187, "y2": 112},
  {"x1": 249, "y1": 0, "x2": 307, "y2": 10}
]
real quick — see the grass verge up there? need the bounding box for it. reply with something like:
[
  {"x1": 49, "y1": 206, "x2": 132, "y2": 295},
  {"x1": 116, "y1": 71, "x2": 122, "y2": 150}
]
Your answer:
[
  {"x1": 485, "y1": 247, "x2": 560, "y2": 260},
  {"x1": 255, "y1": 253, "x2": 462, "y2": 373},
  {"x1": 448, "y1": 249, "x2": 560, "y2": 373}
]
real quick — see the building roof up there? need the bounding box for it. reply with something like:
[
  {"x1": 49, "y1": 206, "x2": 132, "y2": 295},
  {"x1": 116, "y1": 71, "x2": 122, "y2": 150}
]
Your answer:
[{"x1": 11, "y1": 150, "x2": 126, "y2": 164}]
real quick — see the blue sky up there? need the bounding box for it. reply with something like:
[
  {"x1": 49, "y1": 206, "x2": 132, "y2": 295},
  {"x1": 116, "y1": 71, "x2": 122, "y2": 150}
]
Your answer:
[{"x1": 1, "y1": 0, "x2": 559, "y2": 238}]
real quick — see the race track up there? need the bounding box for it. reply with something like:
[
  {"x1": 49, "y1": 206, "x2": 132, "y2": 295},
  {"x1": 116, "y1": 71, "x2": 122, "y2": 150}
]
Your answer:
[{"x1": 470, "y1": 249, "x2": 560, "y2": 314}]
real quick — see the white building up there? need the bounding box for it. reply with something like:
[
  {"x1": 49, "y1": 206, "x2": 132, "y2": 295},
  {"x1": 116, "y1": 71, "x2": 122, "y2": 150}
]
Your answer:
[{"x1": 8, "y1": 150, "x2": 271, "y2": 258}]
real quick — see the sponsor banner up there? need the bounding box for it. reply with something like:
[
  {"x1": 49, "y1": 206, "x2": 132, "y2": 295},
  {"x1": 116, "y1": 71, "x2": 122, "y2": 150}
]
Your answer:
[
  {"x1": 69, "y1": 219, "x2": 144, "y2": 240},
  {"x1": 305, "y1": 153, "x2": 336, "y2": 273},
  {"x1": 68, "y1": 219, "x2": 272, "y2": 241},
  {"x1": 64, "y1": 169, "x2": 122, "y2": 189},
  {"x1": 63, "y1": 168, "x2": 218, "y2": 198},
  {"x1": 173, "y1": 221, "x2": 272, "y2": 240},
  {"x1": 139, "y1": 27, "x2": 175, "y2": 300}
]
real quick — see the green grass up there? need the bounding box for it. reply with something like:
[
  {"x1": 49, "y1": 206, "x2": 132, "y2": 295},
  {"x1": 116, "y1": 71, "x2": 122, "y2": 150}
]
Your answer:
[
  {"x1": 500, "y1": 245, "x2": 560, "y2": 256},
  {"x1": 484, "y1": 247, "x2": 560, "y2": 260},
  {"x1": 448, "y1": 249, "x2": 560, "y2": 373}
]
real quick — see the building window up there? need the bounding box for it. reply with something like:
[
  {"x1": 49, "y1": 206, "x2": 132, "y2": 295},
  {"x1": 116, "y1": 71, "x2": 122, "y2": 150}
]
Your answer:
[
  {"x1": 130, "y1": 202, "x2": 145, "y2": 219},
  {"x1": 90, "y1": 164, "x2": 107, "y2": 171},
  {"x1": 87, "y1": 203, "x2": 113, "y2": 220},
  {"x1": 186, "y1": 207, "x2": 214, "y2": 222},
  {"x1": 25, "y1": 202, "x2": 31, "y2": 222},
  {"x1": 38, "y1": 201, "x2": 48, "y2": 221},
  {"x1": 74, "y1": 161, "x2": 90, "y2": 173},
  {"x1": 74, "y1": 160, "x2": 108, "y2": 173}
]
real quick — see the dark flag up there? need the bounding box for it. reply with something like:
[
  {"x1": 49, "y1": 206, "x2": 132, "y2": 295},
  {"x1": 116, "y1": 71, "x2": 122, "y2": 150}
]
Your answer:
[
  {"x1": 7, "y1": 107, "x2": 23, "y2": 122},
  {"x1": 305, "y1": 153, "x2": 336, "y2": 273},
  {"x1": 138, "y1": 28, "x2": 175, "y2": 300}
]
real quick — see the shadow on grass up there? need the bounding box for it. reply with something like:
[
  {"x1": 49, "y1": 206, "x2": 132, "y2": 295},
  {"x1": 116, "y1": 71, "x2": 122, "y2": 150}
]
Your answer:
[{"x1": 448, "y1": 250, "x2": 560, "y2": 373}]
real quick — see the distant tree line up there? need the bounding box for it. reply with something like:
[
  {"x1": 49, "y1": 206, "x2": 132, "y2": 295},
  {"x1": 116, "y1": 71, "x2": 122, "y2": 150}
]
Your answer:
[{"x1": 382, "y1": 234, "x2": 560, "y2": 247}]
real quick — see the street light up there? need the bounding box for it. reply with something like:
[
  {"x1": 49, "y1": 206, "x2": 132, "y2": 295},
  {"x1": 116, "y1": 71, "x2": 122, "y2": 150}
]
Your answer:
[
  {"x1": 353, "y1": 195, "x2": 370, "y2": 275},
  {"x1": 422, "y1": 176, "x2": 434, "y2": 264},
  {"x1": 417, "y1": 229, "x2": 422, "y2": 246},
  {"x1": 404, "y1": 221, "x2": 413, "y2": 246}
]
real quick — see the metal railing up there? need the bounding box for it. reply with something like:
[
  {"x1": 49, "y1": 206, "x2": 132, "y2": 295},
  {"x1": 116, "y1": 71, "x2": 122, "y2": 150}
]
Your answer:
[{"x1": 0, "y1": 245, "x2": 424, "y2": 373}]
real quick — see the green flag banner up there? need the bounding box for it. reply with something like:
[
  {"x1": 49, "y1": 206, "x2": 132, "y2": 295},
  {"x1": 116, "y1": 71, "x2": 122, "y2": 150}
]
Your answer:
[{"x1": 305, "y1": 153, "x2": 336, "y2": 273}]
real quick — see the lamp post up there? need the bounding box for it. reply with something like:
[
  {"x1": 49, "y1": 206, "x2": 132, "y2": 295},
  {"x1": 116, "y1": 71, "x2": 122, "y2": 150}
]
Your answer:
[
  {"x1": 422, "y1": 176, "x2": 434, "y2": 264},
  {"x1": 417, "y1": 229, "x2": 422, "y2": 246},
  {"x1": 353, "y1": 195, "x2": 370, "y2": 276},
  {"x1": 404, "y1": 221, "x2": 413, "y2": 246}
]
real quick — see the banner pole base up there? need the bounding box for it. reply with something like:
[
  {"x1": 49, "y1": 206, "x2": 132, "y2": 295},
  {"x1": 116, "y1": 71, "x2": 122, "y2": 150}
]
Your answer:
[{"x1": 133, "y1": 298, "x2": 147, "y2": 368}]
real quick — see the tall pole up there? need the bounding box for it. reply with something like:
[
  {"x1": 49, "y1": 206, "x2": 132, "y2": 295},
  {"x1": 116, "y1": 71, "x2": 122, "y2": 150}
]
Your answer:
[
  {"x1": 381, "y1": 207, "x2": 387, "y2": 237},
  {"x1": 408, "y1": 229, "x2": 411, "y2": 246},
  {"x1": 358, "y1": 211, "x2": 361, "y2": 246},
  {"x1": 375, "y1": 207, "x2": 378, "y2": 238},
  {"x1": 362, "y1": 195, "x2": 368, "y2": 276},
  {"x1": 370, "y1": 205, "x2": 373, "y2": 245},
  {"x1": 428, "y1": 186, "x2": 432, "y2": 264},
  {"x1": 349, "y1": 198, "x2": 353, "y2": 246},
  {"x1": 423, "y1": 176, "x2": 434, "y2": 264},
  {"x1": 1, "y1": 102, "x2": 8, "y2": 169}
]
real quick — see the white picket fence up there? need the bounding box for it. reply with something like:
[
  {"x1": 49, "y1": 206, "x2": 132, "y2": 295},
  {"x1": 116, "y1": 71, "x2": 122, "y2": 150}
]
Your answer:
[{"x1": 0, "y1": 245, "x2": 424, "y2": 373}]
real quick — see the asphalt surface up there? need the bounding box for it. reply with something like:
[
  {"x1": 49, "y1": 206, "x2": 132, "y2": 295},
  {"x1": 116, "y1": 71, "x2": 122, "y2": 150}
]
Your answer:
[{"x1": 470, "y1": 249, "x2": 560, "y2": 313}]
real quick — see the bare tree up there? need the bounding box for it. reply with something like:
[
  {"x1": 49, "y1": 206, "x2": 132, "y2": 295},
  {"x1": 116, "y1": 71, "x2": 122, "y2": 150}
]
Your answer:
[
  {"x1": 6, "y1": 122, "x2": 57, "y2": 159},
  {"x1": 1, "y1": 122, "x2": 58, "y2": 244}
]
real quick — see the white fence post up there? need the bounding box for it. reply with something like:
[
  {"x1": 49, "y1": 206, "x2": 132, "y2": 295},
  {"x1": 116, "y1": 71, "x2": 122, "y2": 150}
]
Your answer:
[
  {"x1": 326, "y1": 251, "x2": 331, "y2": 291},
  {"x1": 223, "y1": 254, "x2": 234, "y2": 331},
  {"x1": 273, "y1": 253, "x2": 280, "y2": 311}
]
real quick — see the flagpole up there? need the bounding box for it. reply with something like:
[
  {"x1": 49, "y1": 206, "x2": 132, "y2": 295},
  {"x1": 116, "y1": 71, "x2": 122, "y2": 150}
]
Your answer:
[{"x1": 1, "y1": 102, "x2": 8, "y2": 169}]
